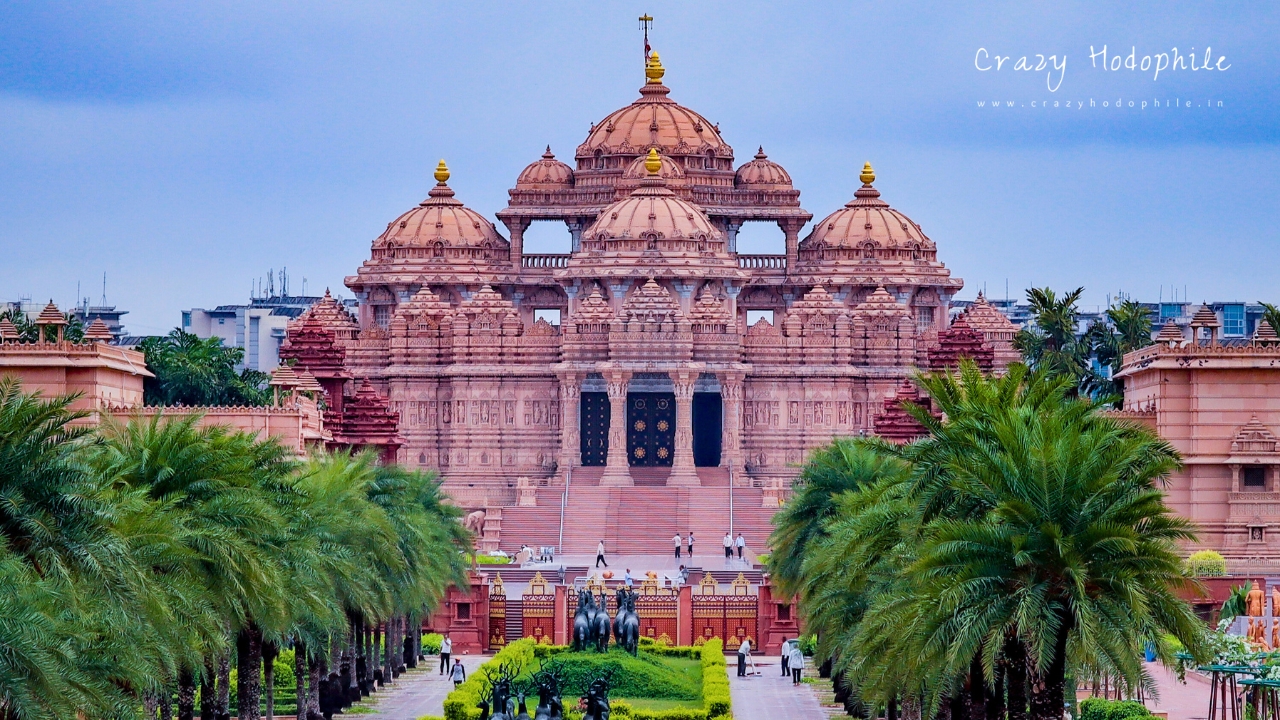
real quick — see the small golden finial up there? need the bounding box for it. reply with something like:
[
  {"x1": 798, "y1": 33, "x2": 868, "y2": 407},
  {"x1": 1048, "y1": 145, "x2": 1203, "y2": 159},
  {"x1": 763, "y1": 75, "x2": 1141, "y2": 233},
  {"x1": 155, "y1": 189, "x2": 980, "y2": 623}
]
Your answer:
[
  {"x1": 646, "y1": 51, "x2": 665, "y2": 84},
  {"x1": 644, "y1": 147, "x2": 662, "y2": 175},
  {"x1": 859, "y1": 161, "x2": 875, "y2": 185},
  {"x1": 434, "y1": 159, "x2": 450, "y2": 184}
]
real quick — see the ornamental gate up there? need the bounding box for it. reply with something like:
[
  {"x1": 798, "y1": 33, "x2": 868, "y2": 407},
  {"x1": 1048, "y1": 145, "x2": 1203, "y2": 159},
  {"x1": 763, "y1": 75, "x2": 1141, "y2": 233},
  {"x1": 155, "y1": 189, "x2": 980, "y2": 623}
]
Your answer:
[
  {"x1": 580, "y1": 392, "x2": 610, "y2": 466},
  {"x1": 488, "y1": 575, "x2": 507, "y2": 652},
  {"x1": 627, "y1": 393, "x2": 675, "y2": 466},
  {"x1": 691, "y1": 573, "x2": 757, "y2": 651},
  {"x1": 522, "y1": 572, "x2": 556, "y2": 642}
]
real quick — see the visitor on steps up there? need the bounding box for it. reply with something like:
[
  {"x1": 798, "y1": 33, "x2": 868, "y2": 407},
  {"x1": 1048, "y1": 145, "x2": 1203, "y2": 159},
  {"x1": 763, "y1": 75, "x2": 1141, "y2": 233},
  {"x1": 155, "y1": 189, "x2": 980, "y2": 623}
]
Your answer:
[
  {"x1": 451, "y1": 658, "x2": 466, "y2": 688},
  {"x1": 723, "y1": 533, "x2": 733, "y2": 558},
  {"x1": 673, "y1": 533, "x2": 682, "y2": 558},
  {"x1": 736, "y1": 533, "x2": 746, "y2": 559},
  {"x1": 780, "y1": 637, "x2": 792, "y2": 677},
  {"x1": 737, "y1": 637, "x2": 750, "y2": 677},
  {"x1": 687, "y1": 532, "x2": 694, "y2": 557},
  {"x1": 624, "y1": 569, "x2": 634, "y2": 587},
  {"x1": 789, "y1": 643, "x2": 805, "y2": 685},
  {"x1": 596, "y1": 540, "x2": 608, "y2": 568},
  {"x1": 439, "y1": 635, "x2": 452, "y2": 674}
]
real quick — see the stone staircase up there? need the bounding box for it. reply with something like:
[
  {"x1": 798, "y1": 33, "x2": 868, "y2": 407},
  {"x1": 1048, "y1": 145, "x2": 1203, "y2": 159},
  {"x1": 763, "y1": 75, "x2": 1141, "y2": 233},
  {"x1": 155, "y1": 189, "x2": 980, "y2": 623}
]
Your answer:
[{"x1": 495, "y1": 467, "x2": 778, "y2": 557}]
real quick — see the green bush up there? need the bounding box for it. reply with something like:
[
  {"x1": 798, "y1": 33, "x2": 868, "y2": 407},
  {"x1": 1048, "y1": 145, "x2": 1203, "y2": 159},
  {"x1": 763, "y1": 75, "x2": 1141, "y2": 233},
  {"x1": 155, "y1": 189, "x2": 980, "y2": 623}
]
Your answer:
[
  {"x1": 475, "y1": 554, "x2": 511, "y2": 565},
  {"x1": 544, "y1": 650, "x2": 700, "y2": 701},
  {"x1": 423, "y1": 632, "x2": 444, "y2": 655},
  {"x1": 1079, "y1": 698, "x2": 1152, "y2": 720},
  {"x1": 1186, "y1": 550, "x2": 1228, "y2": 577},
  {"x1": 444, "y1": 639, "x2": 538, "y2": 720}
]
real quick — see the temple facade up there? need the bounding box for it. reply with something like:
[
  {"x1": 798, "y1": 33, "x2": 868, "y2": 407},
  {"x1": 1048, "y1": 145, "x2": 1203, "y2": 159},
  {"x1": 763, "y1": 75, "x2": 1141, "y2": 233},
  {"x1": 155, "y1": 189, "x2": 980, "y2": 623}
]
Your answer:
[{"x1": 289, "y1": 52, "x2": 1016, "y2": 502}]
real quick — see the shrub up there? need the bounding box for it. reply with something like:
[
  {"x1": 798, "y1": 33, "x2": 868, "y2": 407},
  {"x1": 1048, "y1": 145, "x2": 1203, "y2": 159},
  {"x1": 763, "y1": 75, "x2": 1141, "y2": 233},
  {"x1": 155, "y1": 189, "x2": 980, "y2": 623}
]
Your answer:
[
  {"x1": 423, "y1": 632, "x2": 443, "y2": 655},
  {"x1": 1079, "y1": 698, "x2": 1152, "y2": 720},
  {"x1": 444, "y1": 639, "x2": 538, "y2": 720},
  {"x1": 475, "y1": 554, "x2": 512, "y2": 565},
  {"x1": 543, "y1": 650, "x2": 700, "y2": 700},
  {"x1": 1187, "y1": 550, "x2": 1228, "y2": 577}
]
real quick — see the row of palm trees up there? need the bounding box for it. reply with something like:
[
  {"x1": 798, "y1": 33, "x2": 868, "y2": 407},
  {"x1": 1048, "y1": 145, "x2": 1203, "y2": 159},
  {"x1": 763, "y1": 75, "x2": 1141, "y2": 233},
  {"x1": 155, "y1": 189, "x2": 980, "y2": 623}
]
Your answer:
[
  {"x1": 768, "y1": 361, "x2": 1207, "y2": 720},
  {"x1": 0, "y1": 377, "x2": 471, "y2": 720}
]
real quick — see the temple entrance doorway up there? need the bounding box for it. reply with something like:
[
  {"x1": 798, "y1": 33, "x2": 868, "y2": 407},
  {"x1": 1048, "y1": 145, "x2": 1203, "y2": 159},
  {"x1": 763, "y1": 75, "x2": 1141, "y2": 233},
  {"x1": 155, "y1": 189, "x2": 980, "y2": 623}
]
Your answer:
[
  {"x1": 626, "y1": 393, "x2": 675, "y2": 466},
  {"x1": 692, "y1": 393, "x2": 722, "y2": 467},
  {"x1": 579, "y1": 392, "x2": 609, "y2": 466}
]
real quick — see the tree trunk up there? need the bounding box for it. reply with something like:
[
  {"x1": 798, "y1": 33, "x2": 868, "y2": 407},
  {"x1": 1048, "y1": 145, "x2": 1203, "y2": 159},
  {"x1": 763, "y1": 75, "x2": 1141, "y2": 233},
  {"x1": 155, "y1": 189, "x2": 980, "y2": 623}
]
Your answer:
[
  {"x1": 263, "y1": 639, "x2": 279, "y2": 720},
  {"x1": 307, "y1": 651, "x2": 324, "y2": 720},
  {"x1": 294, "y1": 639, "x2": 309, "y2": 719},
  {"x1": 160, "y1": 687, "x2": 173, "y2": 720},
  {"x1": 969, "y1": 653, "x2": 987, "y2": 720},
  {"x1": 178, "y1": 667, "x2": 196, "y2": 720},
  {"x1": 237, "y1": 625, "x2": 264, "y2": 720},
  {"x1": 373, "y1": 621, "x2": 384, "y2": 687},
  {"x1": 987, "y1": 662, "x2": 1006, "y2": 720},
  {"x1": 1005, "y1": 635, "x2": 1028, "y2": 720},
  {"x1": 200, "y1": 659, "x2": 217, "y2": 720},
  {"x1": 216, "y1": 654, "x2": 231, "y2": 720},
  {"x1": 402, "y1": 615, "x2": 413, "y2": 671},
  {"x1": 1028, "y1": 623, "x2": 1072, "y2": 720},
  {"x1": 145, "y1": 693, "x2": 159, "y2": 719}
]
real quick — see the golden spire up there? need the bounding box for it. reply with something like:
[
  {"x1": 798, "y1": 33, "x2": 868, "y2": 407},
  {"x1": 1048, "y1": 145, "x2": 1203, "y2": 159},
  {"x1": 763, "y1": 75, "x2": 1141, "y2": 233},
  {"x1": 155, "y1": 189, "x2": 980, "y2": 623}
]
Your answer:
[
  {"x1": 434, "y1": 159, "x2": 450, "y2": 184},
  {"x1": 646, "y1": 51, "x2": 665, "y2": 84},
  {"x1": 644, "y1": 147, "x2": 662, "y2": 175},
  {"x1": 859, "y1": 162, "x2": 875, "y2": 185}
]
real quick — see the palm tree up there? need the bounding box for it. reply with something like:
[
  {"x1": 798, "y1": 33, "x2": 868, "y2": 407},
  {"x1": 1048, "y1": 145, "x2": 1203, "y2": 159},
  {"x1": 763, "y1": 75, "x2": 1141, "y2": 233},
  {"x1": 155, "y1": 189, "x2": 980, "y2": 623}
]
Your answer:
[
  {"x1": 767, "y1": 439, "x2": 910, "y2": 597},
  {"x1": 139, "y1": 329, "x2": 272, "y2": 407},
  {"x1": 1014, "y1": 287, "x2": 1104, "y2": 396}
]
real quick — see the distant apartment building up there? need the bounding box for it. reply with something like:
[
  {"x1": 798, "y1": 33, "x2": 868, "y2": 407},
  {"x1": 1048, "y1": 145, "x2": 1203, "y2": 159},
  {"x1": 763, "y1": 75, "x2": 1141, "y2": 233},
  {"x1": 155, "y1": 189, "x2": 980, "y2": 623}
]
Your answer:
[
  {"x1": 183, "y1": 292, "x2": 355, "y2": 372},
  {"x1": 952, "y1": 297, "x2": 1272, "y2": 343}
]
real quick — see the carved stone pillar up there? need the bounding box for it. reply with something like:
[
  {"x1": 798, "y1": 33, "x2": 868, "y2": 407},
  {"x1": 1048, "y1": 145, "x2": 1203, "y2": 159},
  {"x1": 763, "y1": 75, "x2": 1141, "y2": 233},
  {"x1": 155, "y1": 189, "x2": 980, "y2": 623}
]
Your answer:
[
  {"x1": 1231, "y1": 464, "x2": 1241, "y2": 493},
  {"x1": 726, "y1": 221, "x2": 742, "y2": 253},
  {"x1": 669, "y1": 370, "x2": 700, "y2": 486},
  {"x1": 558, "y1": 373, "x2": 581, "y2": 480},
  {"x1": 567, "y1": 219, "x2": 584, "y2": 253},
  {"x1": 719, "y1": 372, "x2": 745, "y2": 474},
  {"x1": 503, "y1": 217, "x2": 530, "y2": 271},
  {"x1": 779, "y1": 219, "x2": 804, "y2": 274},
  {"x1": 600, "y1": 370, "x2": 633, "y2": 486}
]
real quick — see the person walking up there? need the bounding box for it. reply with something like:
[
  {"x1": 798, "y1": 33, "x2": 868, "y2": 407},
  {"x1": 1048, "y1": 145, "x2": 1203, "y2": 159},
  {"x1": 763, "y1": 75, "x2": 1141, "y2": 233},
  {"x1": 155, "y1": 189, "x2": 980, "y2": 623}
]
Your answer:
[
  {"x1": 735, "y1": 533, "x2": 746, "y2": 560},
  {"x1": 737, "y1": 637, "x2": 750, "y2": 677},
  {"x1": 723, "y1": 532, "x2": 733, "y2": 559},
  {"x1": 596, "y1": 540, "x2": 608, "y2": 568},
  {"x1": 687, "y1": 532, "x2": 694, "y2": 557},
  {"x1": 789, "y1": 643, "x2": 805, "y2": 686},
  {"x1": 450, "y1": 657, "x2": 466, "y2": 688},
  {"x1": 624, "y1": 568, "x2": 634, "y2": 588},
  {"x1": 673, "y1": 533, "x2": 682, "y2": 559},
  {"x1": 439, "y1": 634, "x2": 452, "y2": 675},
  {"x1": 780, "y1": 637, "x2": 792, "y2": 677}
]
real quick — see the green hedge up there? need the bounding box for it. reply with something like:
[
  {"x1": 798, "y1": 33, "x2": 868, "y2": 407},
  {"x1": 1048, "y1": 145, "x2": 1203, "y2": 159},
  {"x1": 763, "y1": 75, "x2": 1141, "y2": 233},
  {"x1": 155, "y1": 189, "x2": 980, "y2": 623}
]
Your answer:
[
  {"x1": 443, "y1": 639, "x2": 538, "y2": 720},
  {"x1": 423, "y1": 632, "x2": 444, "y2": 655},
  {"x1": 1079, "y1": 698, "x2": 1152, "y2": 720}
]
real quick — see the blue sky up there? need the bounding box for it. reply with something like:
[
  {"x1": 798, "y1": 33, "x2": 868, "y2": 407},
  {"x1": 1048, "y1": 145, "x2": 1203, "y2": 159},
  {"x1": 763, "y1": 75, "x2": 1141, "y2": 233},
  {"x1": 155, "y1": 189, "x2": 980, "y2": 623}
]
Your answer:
[{"x1": 1, "y1": 2, "x2": 1276, "y2": 334}]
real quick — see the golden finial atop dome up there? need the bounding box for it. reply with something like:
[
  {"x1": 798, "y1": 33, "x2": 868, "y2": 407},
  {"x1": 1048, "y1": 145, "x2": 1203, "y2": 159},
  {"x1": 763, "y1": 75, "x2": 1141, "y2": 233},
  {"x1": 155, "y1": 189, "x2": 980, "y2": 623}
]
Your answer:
[
  {"x1": 859, "y1": 162, "x2": 875, "y2": 185},
  {"x1": 434, "y1": 159, "x2": 450, "y2": 184},
  {"x1": 645, "y1": 51, "x2": 665, "y2": 85},
  {"x1": 644, "y1": 147, "x2": 662, "y2": 175}
]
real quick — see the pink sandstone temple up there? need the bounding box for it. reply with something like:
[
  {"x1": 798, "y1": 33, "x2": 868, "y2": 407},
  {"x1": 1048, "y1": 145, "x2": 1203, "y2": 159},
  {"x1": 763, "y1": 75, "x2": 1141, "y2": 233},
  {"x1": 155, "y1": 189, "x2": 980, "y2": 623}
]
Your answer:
[{"x1": 274, "y1": 52, "x2": 1020, "y2": 556}]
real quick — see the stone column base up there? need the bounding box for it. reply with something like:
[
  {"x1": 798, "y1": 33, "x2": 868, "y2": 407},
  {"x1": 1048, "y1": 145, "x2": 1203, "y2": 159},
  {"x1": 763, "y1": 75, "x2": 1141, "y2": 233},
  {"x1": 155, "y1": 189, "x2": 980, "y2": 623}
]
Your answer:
[
  {"x1": 599, "y1": 467, "x2": 634, "y2": 486},
  {"x1": 667, "y1": 467, "x2": 701, "y2": 486}
]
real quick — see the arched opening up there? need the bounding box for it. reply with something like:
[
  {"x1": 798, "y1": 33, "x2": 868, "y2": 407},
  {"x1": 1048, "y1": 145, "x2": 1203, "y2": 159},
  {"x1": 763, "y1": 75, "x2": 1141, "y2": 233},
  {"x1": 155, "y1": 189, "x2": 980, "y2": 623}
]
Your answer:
[
  {"x1": 519, "y1": 220, "x2": 575, "y2": 254},
  {"x1": 734, "y1": 221, "x2": 789, "y2": 255}
]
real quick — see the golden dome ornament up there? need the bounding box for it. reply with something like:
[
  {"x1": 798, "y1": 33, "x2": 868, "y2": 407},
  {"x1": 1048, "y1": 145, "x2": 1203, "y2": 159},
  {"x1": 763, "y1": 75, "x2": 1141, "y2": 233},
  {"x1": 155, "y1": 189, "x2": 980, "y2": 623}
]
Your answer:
[
  {"x1": 859, "y1": 162, "x2": 875, "y2": 185},
  {"x1": 644, "y1": 147, "x2": 662, "y2": 175},
  {"x1": 645, "y1": 51, "x2": 665, "y2": 84},
  {"x1": 434, "y1": 159, "x2": 450, "y2": 184}
]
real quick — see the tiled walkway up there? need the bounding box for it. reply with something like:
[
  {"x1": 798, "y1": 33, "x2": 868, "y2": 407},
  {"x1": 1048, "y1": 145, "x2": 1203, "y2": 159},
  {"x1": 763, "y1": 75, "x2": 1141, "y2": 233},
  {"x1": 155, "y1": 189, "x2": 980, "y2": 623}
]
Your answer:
[
  {"x1": 729, "y1": 655, "x2": 829, "y2": 720},
  {"x1": 353, "y1": 655, "x2": 488, "y2": 720}
]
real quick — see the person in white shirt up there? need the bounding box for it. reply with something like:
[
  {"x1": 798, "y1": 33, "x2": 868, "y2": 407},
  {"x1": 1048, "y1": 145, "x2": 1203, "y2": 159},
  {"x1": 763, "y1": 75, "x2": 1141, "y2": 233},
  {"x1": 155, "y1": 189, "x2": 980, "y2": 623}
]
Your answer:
[
  {"x1": 737, "y1": 637, "x2": 750, "y2": 677},
  {"x1": 596, "y1": 540, "x2": 608, "y2": 568},
  {"x1": 780, "y1": 637, "x2": 793, "y2": 677},
  {"x1": 735, "y1": 533, "x2": 746, "y2": 559},
  {"x1": 789, "y1": 643, "x2": 805, "y2": 685},
  {"x1": 439, "y1": 635, "x2": 452, "y2": 674},
  {"x1": 673, "y1": 533, "x2": 683, "y2": 559},
  {"x1": 687, "y1": 532, "x2": 695, "y2": 557},
  {"x1": 723, "y1": 533, "x2": 733, "y2": 559},
  {"x1": 450, "y1": 658, "x2": 467, "y2": 688},
  {"x1": 624, "y1": 569, "x2": 634, "y2": 587}
]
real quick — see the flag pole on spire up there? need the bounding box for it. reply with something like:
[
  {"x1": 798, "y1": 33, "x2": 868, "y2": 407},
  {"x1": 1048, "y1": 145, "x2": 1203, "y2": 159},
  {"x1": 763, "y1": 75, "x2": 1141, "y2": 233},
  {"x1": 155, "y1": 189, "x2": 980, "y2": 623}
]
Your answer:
[{"x1": 639, "y1": 14, "x2": 653, "y2": 62}]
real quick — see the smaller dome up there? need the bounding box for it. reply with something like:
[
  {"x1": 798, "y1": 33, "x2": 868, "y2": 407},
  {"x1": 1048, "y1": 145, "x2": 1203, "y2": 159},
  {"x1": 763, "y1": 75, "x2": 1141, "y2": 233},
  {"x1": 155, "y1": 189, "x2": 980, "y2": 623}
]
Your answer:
[
  {"x1": 735, "y1": 147, "x2": 792, "y2": 188},
  {"x1": 584, "y1": 152, "x2": 721, "y2": 245},
  {"x1": 800, "y1": 163, "x2": 933, "y2": 255},
  {"x1": 622, "y1": 152, "x2": 687, "y2": 182},
  {"x1": 373, "y1": 161, "x2": 509, "y2": 262},
  {"x1": 516, "y1": 147, "x2": 574, "y2": 188}
]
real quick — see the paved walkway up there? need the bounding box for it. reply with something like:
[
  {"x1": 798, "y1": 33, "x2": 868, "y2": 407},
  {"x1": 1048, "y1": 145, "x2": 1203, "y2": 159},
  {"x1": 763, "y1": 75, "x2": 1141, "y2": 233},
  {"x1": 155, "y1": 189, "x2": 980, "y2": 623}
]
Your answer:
[
  {"x1": 1146, "y1": 663, "x2": 1212, "y2": 720},
  {"x1": 728, "y1": 655, "x2": 829, "y2": 720},
  {"x1": 352, "y1": 655, "x2": 489, "y2": 719}
]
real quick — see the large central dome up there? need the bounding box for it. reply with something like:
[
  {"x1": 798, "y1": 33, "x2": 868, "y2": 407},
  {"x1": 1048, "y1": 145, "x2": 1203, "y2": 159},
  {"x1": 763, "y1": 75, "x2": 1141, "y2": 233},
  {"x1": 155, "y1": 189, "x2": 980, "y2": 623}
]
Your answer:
[{"x1": 575, "y1": 53, "x2": 732, "y2": 170}]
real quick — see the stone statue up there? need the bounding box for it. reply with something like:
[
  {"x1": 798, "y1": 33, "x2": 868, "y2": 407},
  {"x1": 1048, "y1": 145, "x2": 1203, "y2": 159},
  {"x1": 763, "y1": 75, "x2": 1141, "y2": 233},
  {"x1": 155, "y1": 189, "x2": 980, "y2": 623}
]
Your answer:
[
  {"x1": 533, "y1": 662, "x2": 565, "y2": 720},
  {"x1": 463, "y1": 509, "x2": 487, "y2": 534},
  {"x1": 581, "y1": 671, "x2": 614, "y2": 720},
  {"x1": 480, "y1": 660, "x2": 521, "y2": 720},
  {"x1": 572, "y1": 590, "x2": 593, "y2": 652},
  {"x1": 591, "y1": 591, "x2": 612, "y2": 652},
  {"x1": 613, "y1": 587, "x2": 640, "y2": 656},
  {"x1": 1248, "y1": 582, "x2": 1266, "y2": 616},
  {"x1": 1271, "y1": 586, "x2": 1279, "y2": 617}
]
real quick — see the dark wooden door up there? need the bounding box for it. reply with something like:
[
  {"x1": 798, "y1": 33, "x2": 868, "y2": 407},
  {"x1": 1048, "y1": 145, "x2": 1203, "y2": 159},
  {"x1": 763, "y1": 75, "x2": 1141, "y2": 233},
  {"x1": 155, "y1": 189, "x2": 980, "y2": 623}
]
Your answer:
[
  {"x1": 627, "y1": 393, "x2": 675, "y2": 466},
  {"x1": 692, "y1": 392, "x2": 722, "y2": 467},
  {"x1": 580, "y1": 392, "x2": 609, "y2": 466}
]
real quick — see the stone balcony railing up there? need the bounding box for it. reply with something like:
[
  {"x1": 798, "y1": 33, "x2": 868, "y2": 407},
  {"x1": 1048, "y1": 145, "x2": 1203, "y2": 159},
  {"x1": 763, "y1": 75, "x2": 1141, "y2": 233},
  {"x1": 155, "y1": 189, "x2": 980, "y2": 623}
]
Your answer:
[
  {"x1": 522, "y1": 254, "x2": 570, "y2": 269},
  {"x1": 1229, "y1": 492, "x2": 1280, "y2": 519},
  {"x1": 737, "y1": 254, "x2": 787, "y2": 272}
]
